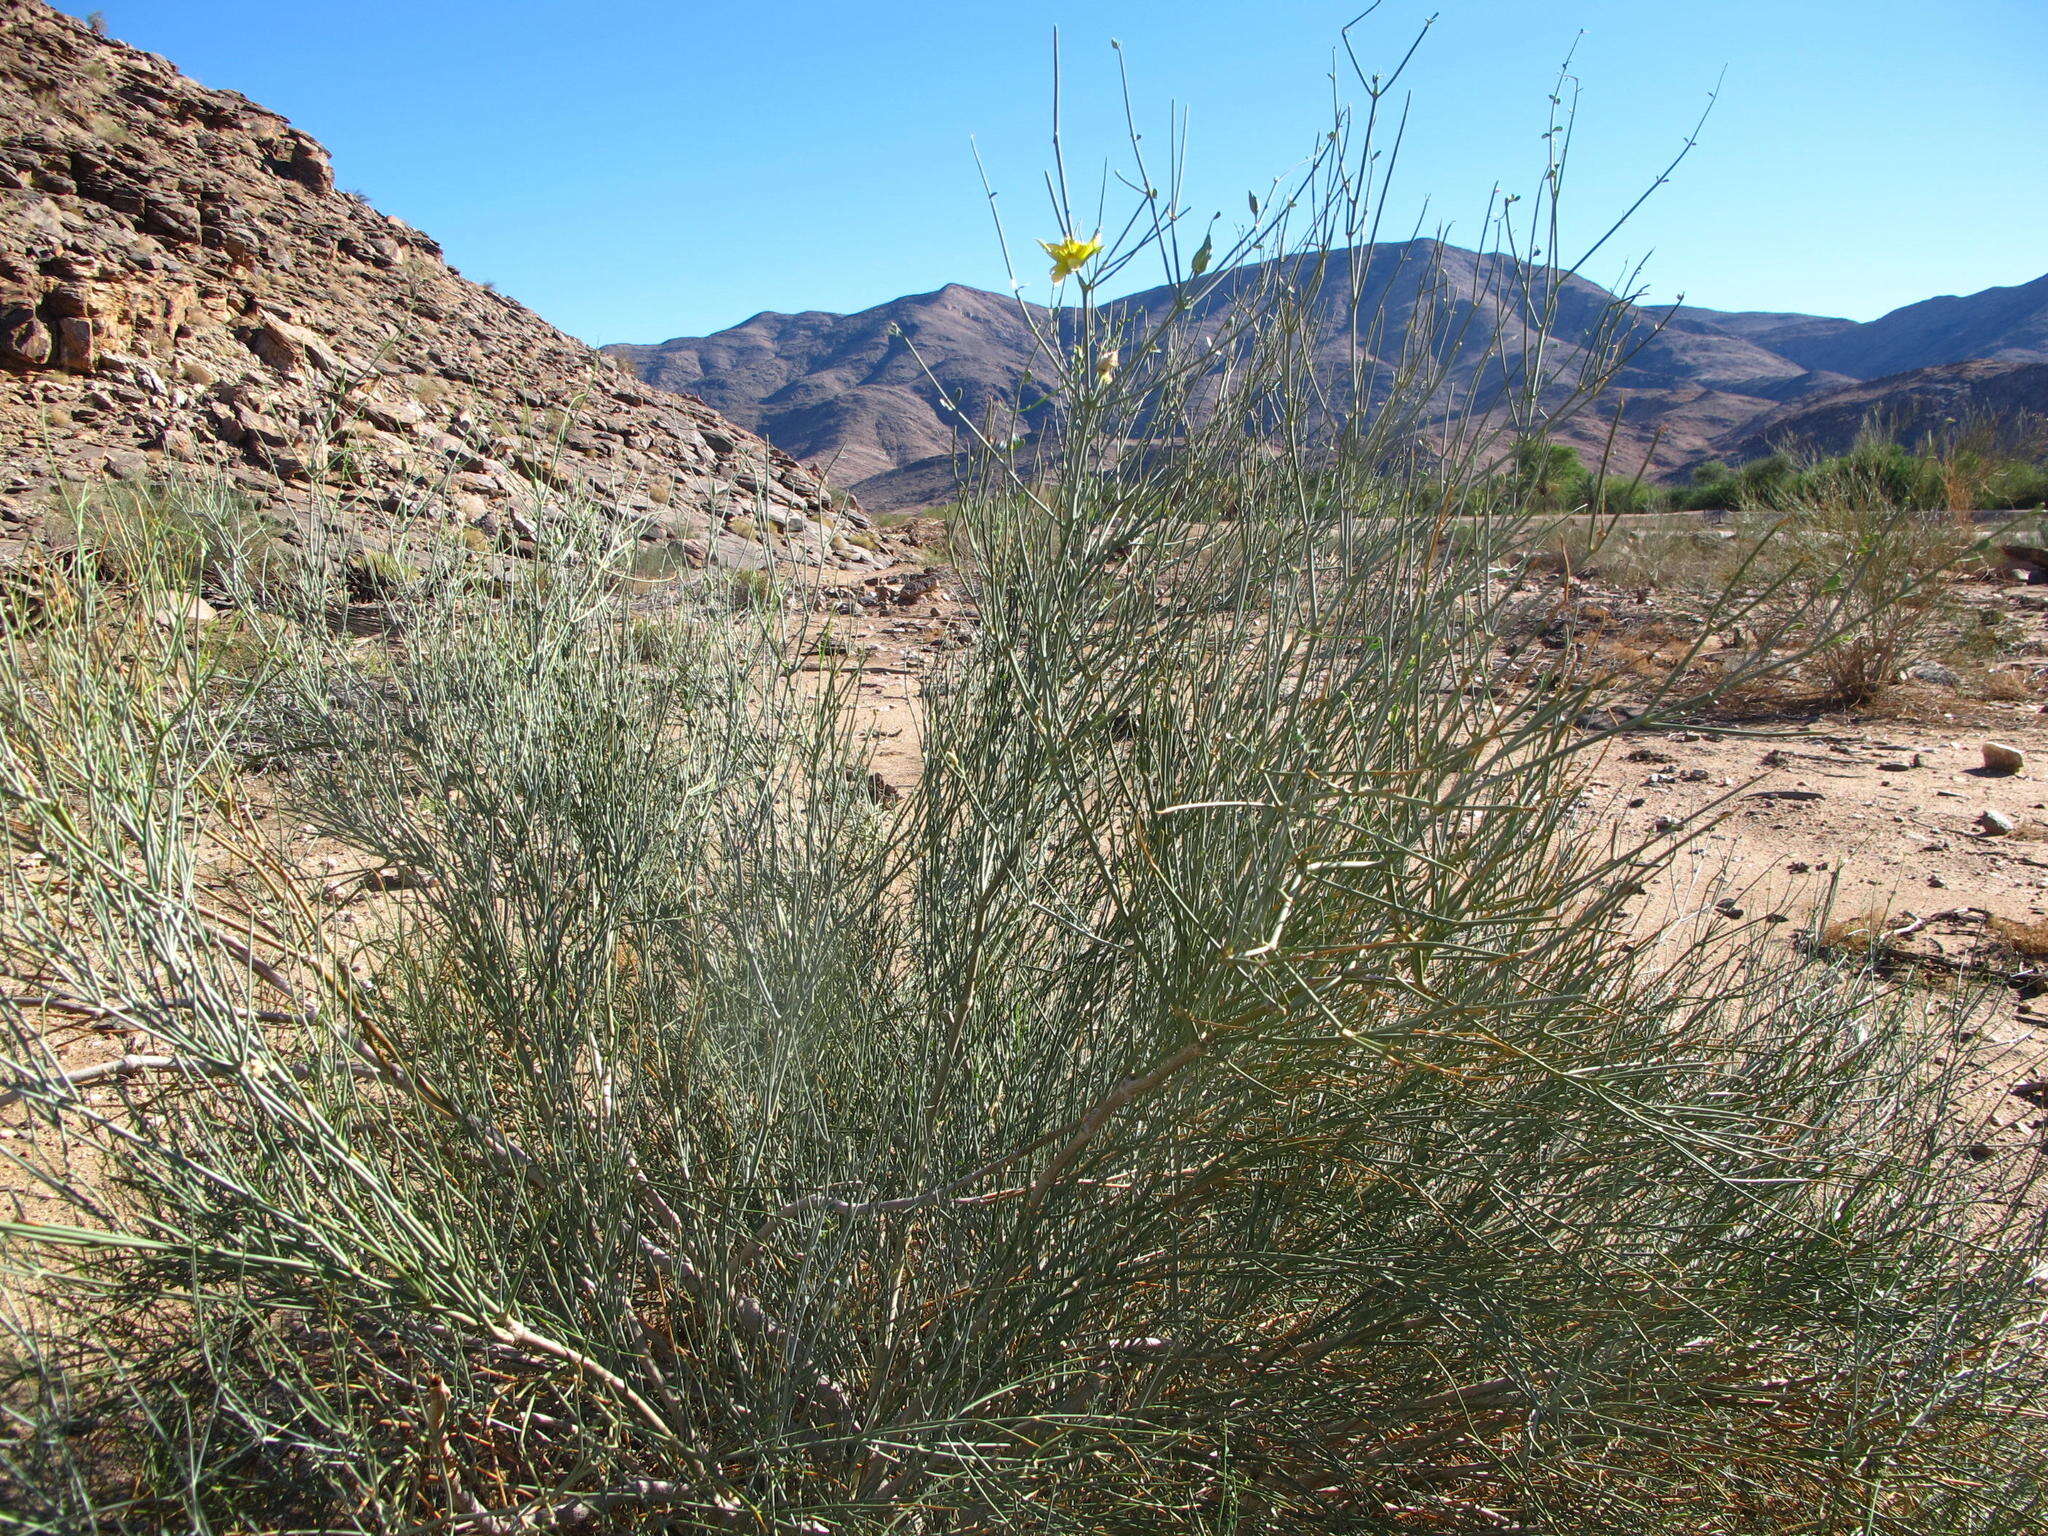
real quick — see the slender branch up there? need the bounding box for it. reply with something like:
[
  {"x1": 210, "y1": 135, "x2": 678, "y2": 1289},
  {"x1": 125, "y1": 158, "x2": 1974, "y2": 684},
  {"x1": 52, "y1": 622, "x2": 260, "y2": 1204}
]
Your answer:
[
  {"x1": 0, "y1": 1050, "x2": 376, "y2": 1109},
  {"x1": 1, "y1": 990, "x2": 313, "y2": 1027},
  {"x1": 1029, "y1": 1035, "x2": 1211, "y2": 1198}
]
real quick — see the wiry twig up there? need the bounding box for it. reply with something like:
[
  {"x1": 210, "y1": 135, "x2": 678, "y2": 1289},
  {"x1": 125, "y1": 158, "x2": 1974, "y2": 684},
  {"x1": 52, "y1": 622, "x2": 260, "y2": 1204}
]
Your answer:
[{"x1": 0, "y1": 1049, "x2": 377, "y2": 1109}]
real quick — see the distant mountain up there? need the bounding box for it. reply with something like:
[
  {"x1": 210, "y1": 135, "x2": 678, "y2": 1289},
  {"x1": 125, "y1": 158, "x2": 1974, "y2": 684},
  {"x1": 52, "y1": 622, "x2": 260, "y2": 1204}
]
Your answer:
[
  {"x1": 605, "y1": 284, "x2": 1045, "y2": 496},
  {"x1": 1669, "y1": 306, "x2": 1858, "y2": 358},
  {"x1": 1712, "y1": 358, "x2": 2048, "y2": 467},
  {"x1": 1761, "y1": 272, "x2": 2048, "y2": 379},
  {"x1": 608, "y1": 247, "x2": 2048, "y2": 509}
]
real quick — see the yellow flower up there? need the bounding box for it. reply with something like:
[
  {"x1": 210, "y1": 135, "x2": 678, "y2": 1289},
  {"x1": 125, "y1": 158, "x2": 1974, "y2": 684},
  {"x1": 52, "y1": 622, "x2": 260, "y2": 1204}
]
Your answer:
[
  {"x1": 1040, "y1": 233, "x2": 1104, "y2": 282},
  {"x1": 1092, "y1": 347, "x2": 1120, "y2": 384}
]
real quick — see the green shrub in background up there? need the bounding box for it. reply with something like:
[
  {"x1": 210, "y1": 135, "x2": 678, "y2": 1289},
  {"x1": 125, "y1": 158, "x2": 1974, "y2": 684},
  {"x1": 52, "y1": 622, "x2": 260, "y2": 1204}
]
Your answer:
[
  {"x1": 1485, "y1": 437, "x2": 1652, "y2": 517},
  {"x1": 1501, "y1": 438, "x2": 1590, "y2": 511},
  {"x1": 1673, "y1": 434, "x2": 2048, "y2": 515},
  {"x1": 1797, "y1": 438, "x2": 1949, "y2": 511},
  {"x1": 1984, "y1": 458, "x2": 2048, "y2": 509}
]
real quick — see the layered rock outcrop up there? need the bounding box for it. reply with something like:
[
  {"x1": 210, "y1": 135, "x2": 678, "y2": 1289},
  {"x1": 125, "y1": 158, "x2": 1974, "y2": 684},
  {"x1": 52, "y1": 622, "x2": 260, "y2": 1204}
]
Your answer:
[{"x1": 0, "y1": 0, "x2": 874, "y2": 569}]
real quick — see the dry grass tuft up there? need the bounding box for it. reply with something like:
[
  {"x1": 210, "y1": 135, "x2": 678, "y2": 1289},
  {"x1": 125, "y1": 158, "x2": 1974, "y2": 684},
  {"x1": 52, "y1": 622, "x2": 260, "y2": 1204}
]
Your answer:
[{"x1": 1973, "y1": 667, "x2": 2043, "y2": 704}]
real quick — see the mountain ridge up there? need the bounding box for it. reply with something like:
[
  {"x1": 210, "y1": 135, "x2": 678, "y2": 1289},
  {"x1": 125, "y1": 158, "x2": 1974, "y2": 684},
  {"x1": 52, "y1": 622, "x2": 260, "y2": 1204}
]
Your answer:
[
  {"x1": 609, "y1": 250, "x2": 2048, "y2": 509},
  {"x1": 1716, "y1": 357, "x2": 2048, "y2": 466},
  {"x1": 1751, "y1": 272, "x2": 2048, "y2": 379}
]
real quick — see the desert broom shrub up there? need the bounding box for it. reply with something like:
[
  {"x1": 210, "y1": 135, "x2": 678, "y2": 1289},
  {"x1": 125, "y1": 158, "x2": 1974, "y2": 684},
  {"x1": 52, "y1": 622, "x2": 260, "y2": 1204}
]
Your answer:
[
  {"x1": 3, "y1": 456, "x2": 2044, "y2": 1535},
  {"x1": 1, "y1": 23, "x2": 2045, "y2": 1535},
  {"x1": 1771, "y1": 502, "x2": 1971, "y2": 703},
  {"x1": 51, "y1": 476, "x2": 297, "y2": 598}
]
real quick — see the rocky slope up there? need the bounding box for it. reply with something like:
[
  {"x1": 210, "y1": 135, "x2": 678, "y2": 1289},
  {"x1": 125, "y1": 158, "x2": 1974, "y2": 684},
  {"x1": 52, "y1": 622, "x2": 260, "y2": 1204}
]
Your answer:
[
  {"x1": 0, "y1": 0, "x2": 876, "y2": 570},
  {"x1": 1713, "y1": 358, "x2": 2048, "y2": 465},
  {"x1": 1735, "y1": 272, "x2": 2048, "y2": 380},
  {"x1": 613, "y1": 244, "x2": 2048, "y2": 511},
  {"x1": 1668, "y1": 305, "x2": 1859, "y2": 357}
]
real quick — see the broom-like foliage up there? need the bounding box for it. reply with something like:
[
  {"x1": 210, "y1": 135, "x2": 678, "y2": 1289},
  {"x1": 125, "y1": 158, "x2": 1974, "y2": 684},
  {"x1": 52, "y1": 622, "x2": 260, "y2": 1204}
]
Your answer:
[{"x1": 1, "y1": 22, "x2": 2043, "y2": 1532}]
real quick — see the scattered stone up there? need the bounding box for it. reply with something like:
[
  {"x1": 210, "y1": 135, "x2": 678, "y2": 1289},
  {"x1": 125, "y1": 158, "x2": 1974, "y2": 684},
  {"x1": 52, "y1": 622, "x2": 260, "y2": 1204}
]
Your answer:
[
  {"x1": 1905, "y1": 659, "x2": 1962, "y2": 687},
  {"x1": 862, "y1": 568, "x2": 943, "y2": 607},
  {"x1": 1573, "y1": 705, "x2": 1645, "y2": 732},
  {"x1": 1983, "y1": 742, "x2": 2027, "y2": 775},
  {"x1": 1999, "y1": 543, "x2": 2048, "y2": 582},
  {"x1": 840, "y1": 767, "x2": 900, "y2": 804},
  {"x1": 147, "y1": 593, "x2": 218, "y2": 629},
  {"x1": 1980, "y1": 809, "x2": 2019, "y2": 836}
]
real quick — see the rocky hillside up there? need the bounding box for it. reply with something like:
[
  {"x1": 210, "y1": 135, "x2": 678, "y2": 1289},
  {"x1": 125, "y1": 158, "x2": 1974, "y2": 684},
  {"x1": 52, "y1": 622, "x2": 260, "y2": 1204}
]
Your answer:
[
  {"x1": 605, "y1": 241, "x2": 1862, "y2": 509},
  {"x1": 1713, "y1": 358, "x2": 2048, "y2": 465},
  {"x1": 0, "y1": 0, "x2": 877, "y2": 571},
  {"x1": 612, "y1": 242, "x2": 2048, "y2": 511},
  {"x1": 1725, "y1": 272, "x2": 2048, "y2": 380},
  {"x1": 1667, "y1": 305, "x2": 1859, "y2": 358}
]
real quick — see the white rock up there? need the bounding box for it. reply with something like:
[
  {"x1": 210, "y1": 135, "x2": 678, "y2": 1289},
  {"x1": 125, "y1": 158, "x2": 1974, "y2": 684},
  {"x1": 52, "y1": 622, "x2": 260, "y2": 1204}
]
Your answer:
[
  {"x1": 1983, "y1": 742, "x2": 2026, "y2": 775},
  {"x1": 148, "y1": 594, "x2": 218, "y2": 629}
]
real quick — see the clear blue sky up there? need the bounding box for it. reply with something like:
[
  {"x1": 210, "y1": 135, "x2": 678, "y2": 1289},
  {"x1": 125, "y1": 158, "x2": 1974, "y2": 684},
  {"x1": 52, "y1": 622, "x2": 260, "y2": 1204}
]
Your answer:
[{"x1": 57, "y1": 1, "x2": 2048, "y2": 345}]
